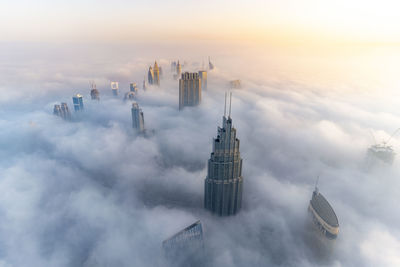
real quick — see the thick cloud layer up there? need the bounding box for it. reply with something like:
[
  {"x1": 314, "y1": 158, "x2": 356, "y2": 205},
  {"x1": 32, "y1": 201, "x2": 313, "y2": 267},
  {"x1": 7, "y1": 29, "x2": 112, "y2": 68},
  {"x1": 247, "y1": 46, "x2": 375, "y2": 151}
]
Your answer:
[{"x1": 1, "y1": 42, "x2": 400, "y2": 267}]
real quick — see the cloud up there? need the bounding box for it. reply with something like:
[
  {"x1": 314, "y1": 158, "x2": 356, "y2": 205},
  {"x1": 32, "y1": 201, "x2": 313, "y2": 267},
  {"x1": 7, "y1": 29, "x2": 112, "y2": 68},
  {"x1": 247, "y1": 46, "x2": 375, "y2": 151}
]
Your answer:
[{"x1": 0, "y1": 42, "x2": 400, "y2": 267}]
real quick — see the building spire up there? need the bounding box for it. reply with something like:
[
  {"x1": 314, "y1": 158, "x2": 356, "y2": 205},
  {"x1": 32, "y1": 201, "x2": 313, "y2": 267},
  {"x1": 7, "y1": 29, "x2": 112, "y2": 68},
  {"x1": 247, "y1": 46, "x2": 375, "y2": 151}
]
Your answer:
[
  {"x1": 229, "y1": 92, "x2": 232, "y2": 118},
  {"x1": 224, "y1": 92, "x2": 227, "y2": 117}
]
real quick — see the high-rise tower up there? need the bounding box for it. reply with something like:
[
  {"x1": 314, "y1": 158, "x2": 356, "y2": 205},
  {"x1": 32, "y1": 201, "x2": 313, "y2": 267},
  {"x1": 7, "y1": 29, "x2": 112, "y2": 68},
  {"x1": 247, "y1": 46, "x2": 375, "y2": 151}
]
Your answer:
[
  {"x1": 198, "y1": 70, "x2": 207, "y2": 90},
  {"x1": 204, "y1": 93, "x2": 243, "y2": 216},
  {"x1": 130, "y1": 82, "x2": 138, "y2": 93},
  {"x1": 90, "y1": 82, "x2": 100, "y2": 100},
  {"x1": 179, "y1": 72, "x2": 201, "y2": 110},
  {"x1": 131, "y1": 102, "x2": 145, "y2": 133},
  {"x1": 60, "y1": 102, "x2": 71, "y2": 120},
  {"x1": 148, "y1": 66, "x2": 154, "y2": 85},
  {"x1": 153, "y1": 61, "x2": 160, "y2": 86},
  {"x1": 72, "y1": 94, "x2": 84, "y2": 112},
  {"x1": 111, "y1": 82, "x2": 119, "y2": 96}
]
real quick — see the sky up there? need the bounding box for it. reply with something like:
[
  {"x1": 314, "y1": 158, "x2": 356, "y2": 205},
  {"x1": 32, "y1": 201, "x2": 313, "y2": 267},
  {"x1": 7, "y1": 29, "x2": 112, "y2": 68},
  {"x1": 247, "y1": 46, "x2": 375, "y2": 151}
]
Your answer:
[
  {"x1": 1, "y1": 0, "x2": 400, "y2": 44},
  {"x1": 1, "y1": 1, "x2": 400, "y2": 267}
]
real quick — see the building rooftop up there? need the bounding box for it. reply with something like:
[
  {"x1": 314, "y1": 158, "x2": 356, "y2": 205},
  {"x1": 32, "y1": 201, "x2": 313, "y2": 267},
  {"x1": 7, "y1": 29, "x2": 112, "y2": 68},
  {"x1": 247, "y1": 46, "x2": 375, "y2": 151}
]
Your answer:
[{"x1": 310, "y1": 191, "x2": 339, "y2": 227}]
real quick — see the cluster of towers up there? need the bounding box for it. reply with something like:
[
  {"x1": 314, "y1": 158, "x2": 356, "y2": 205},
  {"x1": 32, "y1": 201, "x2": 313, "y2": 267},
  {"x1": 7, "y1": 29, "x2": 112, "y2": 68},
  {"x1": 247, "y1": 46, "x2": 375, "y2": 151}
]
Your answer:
[
  {"x1": 148, "y1": 61, "x2": 161, "y2": 86},
  {"x1": 53, "y1": 102, "x2": 71, "y2": 120}
]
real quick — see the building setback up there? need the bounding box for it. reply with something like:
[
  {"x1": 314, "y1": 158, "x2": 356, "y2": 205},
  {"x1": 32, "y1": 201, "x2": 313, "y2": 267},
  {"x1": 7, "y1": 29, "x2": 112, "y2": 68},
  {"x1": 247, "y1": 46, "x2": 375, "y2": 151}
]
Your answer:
[
  {"x1": 204, "y1": 95, "x2": 243, "y2": 216},
  {"x1": 131, "y1": 102, "x2": 145, "y2": 132},
  {"x1": 179, "y1": 72, "x2": 201, "y2": 110}
]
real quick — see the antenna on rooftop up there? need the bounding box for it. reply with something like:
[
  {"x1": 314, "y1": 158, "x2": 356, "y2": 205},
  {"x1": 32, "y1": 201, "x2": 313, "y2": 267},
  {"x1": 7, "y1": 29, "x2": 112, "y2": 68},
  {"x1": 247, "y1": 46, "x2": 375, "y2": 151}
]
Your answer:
[
  {"x1": 228, "y1": 92, "x2": 232, "y2": 118},
  {"x1": 315, "y1": 175, "x2": 320, "y2": 194}
]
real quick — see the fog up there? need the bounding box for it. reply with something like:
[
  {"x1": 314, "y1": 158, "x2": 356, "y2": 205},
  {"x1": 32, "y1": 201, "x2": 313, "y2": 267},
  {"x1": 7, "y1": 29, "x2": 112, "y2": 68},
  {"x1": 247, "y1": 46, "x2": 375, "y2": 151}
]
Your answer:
[{"x1": 1, "y1": 41, "x2": 400, "y2": 267}]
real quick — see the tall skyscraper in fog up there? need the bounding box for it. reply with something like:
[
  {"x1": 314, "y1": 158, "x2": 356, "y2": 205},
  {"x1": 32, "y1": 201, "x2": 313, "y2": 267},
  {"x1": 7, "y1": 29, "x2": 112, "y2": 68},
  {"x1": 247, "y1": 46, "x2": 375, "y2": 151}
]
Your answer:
[
  {"x1": 148, "y1": 66, "x2": 154, "y2": 85},
  {"x1": 111, "y1": 82, "x2": 119, "y2": 96},
  {"x1": 90, "y1": 82, "x2": 100, "y2": 100},
  {"x1": 198, "y1": 70, "x2": 207, "y2": 90},
  {"x1": 130, "y1": 82, "x2": 138, "y2": 92},
  {"x1": 60, "y1": 102, "x2": 71, "y2": 120},
  {"x1": 131, "y1": 102, "x2": 145, "y2": 132},
  {"x1": 204, "y1": 93, "x2": 243, "y2": 216},
  {"x1": 72, "y1": 94, "x2": 84, "y2": 112},
  {"x1": 148, "y1": 61, "x2": 160, "y2": 86},
  {"x1": 153, "y1": 61, "x2": 160, "y2": 86},
  {"x1": 162, "y1": 221, "x2": 205, "y2": 267},
  {"x1": 179, "y1": 72, "x2": 201, "y2": 110}
]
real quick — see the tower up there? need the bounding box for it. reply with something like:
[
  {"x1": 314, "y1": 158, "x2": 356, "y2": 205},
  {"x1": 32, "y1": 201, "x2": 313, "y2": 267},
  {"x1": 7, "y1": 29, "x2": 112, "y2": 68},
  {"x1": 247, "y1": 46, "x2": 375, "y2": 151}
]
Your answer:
[
  {"x1": 60, "y1": 102, "x2": 71, "y2": 120},
  {"x1": 72, "y1": 94, "x2": 84, "y2": 112},
  {"x1": 90, "y1": 82, "x2": 100, "y2": 100},
  {"x1": 53, "y1": 104, "x2": 62, "y2": 116},
  {"x1": 148, "y1": 66, "x2": 154, "y2": 85},
  {"x1": 111, "y1": 82, "x2": 119, "y2": 96},
  {"x1": 130, "y1": 82, "x2": 138, "y2": 93},
  {"x1": 204, "y1": 93, "x2": 243, "y2": 216},
  {"x1": 208, "y1": 56, "x2": 215, "y2": 70},
  {"x1": 198, "y1": 70, "x2": 207, "y2": 90},
  {"x1": 153, "y1": 61, "x2": 160, "y2": 86},
  {"x1": 179, "y1": 72, "x2": 201, "y2": 110},
  {"x1": 176, "y1": 61, "x2": 182, "y2": 77},
  {"x1": 131, "y1": 102, "x2": 145, "y2": 133},
  {"x1": 143, "y1": 77, "x2": 147, "y2": 90}
]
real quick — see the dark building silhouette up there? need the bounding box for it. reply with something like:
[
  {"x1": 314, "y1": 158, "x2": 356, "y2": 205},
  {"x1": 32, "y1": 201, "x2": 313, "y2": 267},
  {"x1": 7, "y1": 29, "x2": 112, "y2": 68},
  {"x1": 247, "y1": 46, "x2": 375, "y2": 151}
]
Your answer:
[{"x1": 204, "y1": 93, "x2": 243, "y2": 216}]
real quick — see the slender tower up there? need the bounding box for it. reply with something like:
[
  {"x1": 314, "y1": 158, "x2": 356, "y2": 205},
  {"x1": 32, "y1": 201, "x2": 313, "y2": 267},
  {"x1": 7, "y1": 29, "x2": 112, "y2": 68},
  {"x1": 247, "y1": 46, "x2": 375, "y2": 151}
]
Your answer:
[
  {"x1": 90, "y1": 82, "x2": 100, "y2": 100},
  {"x1": 153, "y1": 61, "x2": 160, "y2": 86},
  {"x1": 148, "y1": 66, "x2": 154, "y2": 85},
  {"x1": 131, "y1": 102, "x2": 145, "y2": 133},
  {"x1": 179, "y1": 72, "x2": 201, "y2": 110},
  {"x1": 204, "y1": 93, "x2": 243, "y2": 216},
  {"x1": 72, "y1": 94, "x2": 84, "y2": 112},
  {"x1": 111, "y1": 82, "x2": 119, "y2": 96}
]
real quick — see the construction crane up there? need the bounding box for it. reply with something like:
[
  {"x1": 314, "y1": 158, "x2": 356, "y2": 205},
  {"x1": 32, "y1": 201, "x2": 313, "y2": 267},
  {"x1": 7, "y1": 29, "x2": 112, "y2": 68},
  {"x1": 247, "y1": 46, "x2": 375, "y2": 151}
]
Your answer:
[{"x1": 367, "y1": 128, "x2": 399, "y2": 165}]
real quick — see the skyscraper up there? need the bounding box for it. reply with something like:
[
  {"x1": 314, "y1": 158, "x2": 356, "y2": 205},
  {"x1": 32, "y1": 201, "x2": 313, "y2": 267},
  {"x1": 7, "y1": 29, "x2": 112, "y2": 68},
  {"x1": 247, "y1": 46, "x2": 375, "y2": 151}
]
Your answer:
[
  {"x1": 176, "y1": 61, "x2": 182, "y2": 78},
  {"x1": 130, "y1": 82, "x2": 138, "y2": 92},
  {"x1": 162, "y1": 221, "x2": 205, "y2": 267},
  {"x1": 53, "y1": 104, "x2": 62, "y2": 117},
  {"x1": 111, "y1": 82, "x2": 119, "y2": 96},
  {"x1": 204, "y1": 93, "x2": 243, "y2": 216},
  {"x1": 148, "y1": 66, "x2": 154, "y2": 85},
  {"x1": 153, "y1": 61, "x2": 160, "y2": 86},
  {"x1": 90, "y1": 82, "x2": 100, "y2": 100},
  {"x1": 179, "y1": 72, "x2": 201, "y2": 110},
  {"x1": 131, "y1": 102, "x2": 145, "y2": 132},
  {"x1": 72, "y1": 94, "x2": 84, "y2": 112},
  {"x1": 208, "y1": 56, "x2": 215, "y2": 70},
  {"x1": 143, "y1": 77, "x2": 147, "y2": 90},
  {"x1": 308, "y1": 184, "x2": 339, "y2": 239},
  {"x1": 198, "y1": 71, "x2": 207, "y2": 90},
  {"x1": 60, "y1": 102, "x2": 71, "y2": 120}
]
